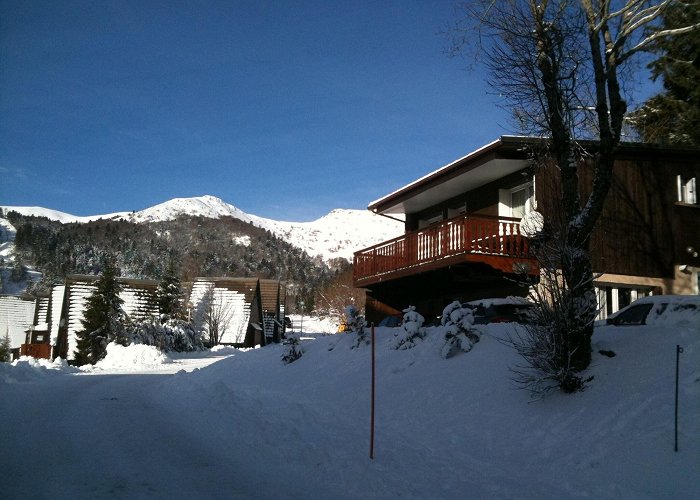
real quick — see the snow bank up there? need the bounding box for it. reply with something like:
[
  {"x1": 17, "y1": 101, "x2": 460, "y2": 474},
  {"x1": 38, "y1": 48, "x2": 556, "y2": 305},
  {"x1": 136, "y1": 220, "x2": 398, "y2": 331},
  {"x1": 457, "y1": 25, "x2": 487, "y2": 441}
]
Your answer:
[
  {"x1": 287, "y1": 314, "x2": 339, "y2": 335},
  {"x1": 0, "y1": 356, "x2": 78, "y2": 383},
  {"x1": 91, "y1": 342, "x2": 173, "y2": 372}
]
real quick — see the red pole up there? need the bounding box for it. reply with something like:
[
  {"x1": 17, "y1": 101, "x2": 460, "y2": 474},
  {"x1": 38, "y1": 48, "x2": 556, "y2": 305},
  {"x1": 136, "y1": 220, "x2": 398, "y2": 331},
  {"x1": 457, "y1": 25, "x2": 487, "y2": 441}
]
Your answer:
[{"x1": 370, "y1": 323, "x2": 375, "y2": 459}]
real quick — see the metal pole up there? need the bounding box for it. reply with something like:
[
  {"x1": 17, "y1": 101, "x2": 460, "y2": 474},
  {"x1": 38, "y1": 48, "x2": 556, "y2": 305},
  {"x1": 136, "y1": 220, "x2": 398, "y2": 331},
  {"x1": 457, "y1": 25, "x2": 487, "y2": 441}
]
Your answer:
[
  {"x1": 675, "y1": 344, "x2": 683, "y2": 452},
  {"x1": 370, "y1": 323, "x2": 375, "y2": 460},
  {"x1": 299, "y1": 300, "x2": 305, "y2": 334}
]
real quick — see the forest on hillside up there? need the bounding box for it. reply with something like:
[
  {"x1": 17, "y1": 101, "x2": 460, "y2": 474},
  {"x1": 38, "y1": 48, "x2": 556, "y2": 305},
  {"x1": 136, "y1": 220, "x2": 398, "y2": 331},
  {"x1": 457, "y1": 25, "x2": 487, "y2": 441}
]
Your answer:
[{"x1": 4, "y1": 211, "x2": 354, "y2": 313}]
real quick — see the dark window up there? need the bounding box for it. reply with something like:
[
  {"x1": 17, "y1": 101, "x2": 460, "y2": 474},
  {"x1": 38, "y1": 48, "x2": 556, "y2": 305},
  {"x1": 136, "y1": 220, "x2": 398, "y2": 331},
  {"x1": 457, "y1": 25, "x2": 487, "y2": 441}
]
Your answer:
[
  {"x1": 611, "y1": 303, "x2": 654, "y2": 325},
  {"x1": 618, "y1": 288, "x2": 632, "y2": 310},
  {"x1": 606, "y1": 288, "x2": 614, "y2": 316}
]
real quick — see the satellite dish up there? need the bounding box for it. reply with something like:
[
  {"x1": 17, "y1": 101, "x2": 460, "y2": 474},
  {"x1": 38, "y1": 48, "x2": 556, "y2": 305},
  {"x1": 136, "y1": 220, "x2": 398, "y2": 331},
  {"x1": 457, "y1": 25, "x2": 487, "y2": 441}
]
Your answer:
[{"x1": 520, "y1": 211, "x2": 544, "y2": 237}]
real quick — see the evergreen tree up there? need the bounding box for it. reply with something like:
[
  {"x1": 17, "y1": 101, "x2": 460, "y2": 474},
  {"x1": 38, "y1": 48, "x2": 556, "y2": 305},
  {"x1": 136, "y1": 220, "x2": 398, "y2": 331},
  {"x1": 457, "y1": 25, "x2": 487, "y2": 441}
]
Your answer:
[
  {"x1": 74, "y1": 258, "x2": 125, "y2": 365},
  {"x1": 440, "y1": 301, "x2": 480, "y2": 359},
  {"x1": 393, "y1": 305, "x2": 426, "y2": 350},
  {"x1": 10, "y1": 261, "x2": 27, "y2": 283},
  {"x1": 630, "y1": 0, "x2": 700, "y2": 145},
  {"x1": 0, "y1": 329, "x2": 11, "y2": 362},
  {"x1": 281, "y1": 332, "x2": 303, "y2": 364},
  {"x1": 157, "y1": 259, "x2": 183, "y2": 320}
]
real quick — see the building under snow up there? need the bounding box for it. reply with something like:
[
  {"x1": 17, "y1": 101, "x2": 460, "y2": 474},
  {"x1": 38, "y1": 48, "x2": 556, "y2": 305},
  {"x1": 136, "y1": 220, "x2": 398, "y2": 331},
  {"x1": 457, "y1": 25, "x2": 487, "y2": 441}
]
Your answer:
[{"x1": 2, "y1": 275, "x2": 287, "y2": 361}]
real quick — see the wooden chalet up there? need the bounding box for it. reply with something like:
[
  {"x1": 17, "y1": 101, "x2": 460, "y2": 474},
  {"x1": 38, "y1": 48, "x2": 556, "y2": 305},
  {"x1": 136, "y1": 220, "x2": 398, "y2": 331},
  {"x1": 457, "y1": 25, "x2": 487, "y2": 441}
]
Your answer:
[
  {"x1": 0, "y1": 294, "x2": 37, "y2": 360},
  {"x1": 189, "y1": 277, "x2": 287, "y2": 348},
  {"x1": 3, "y1": 273, "x2": 287, "y2": 361},
  {"x1": 259, "y1": 279, "x2": 287, "y2": 344},
  {"x1": 355, "y1": 136, "x2": 700, "y2": 323},
  {"x1": 46, "y1": 275, "x2": 159, "y2": 360}
]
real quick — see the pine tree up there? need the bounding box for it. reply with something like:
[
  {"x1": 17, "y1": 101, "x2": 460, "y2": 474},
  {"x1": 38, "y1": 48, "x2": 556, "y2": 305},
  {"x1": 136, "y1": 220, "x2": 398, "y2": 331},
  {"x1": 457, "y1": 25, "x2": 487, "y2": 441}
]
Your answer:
[
  {"x1": 393, "y1": 305, "x2": 426, "y2": 350},
  {"x1": 0, "y1": 329, "x2": 11, "y2": 362},
  {"x1": 74, "y1": 258, "x2": 125, "y2": 365},
  {"x1": 157, "y1": 259, "x2": 183, "y2": 320},
  {"x1": 440, "y1": 301, "x2": 480, "y2": 359},
  {"x1": 630, "y1": 0, "x2": 700, "y2": 145},
  {"x1": 281, "y1": 332, "x2": 303, "y2": 364}
]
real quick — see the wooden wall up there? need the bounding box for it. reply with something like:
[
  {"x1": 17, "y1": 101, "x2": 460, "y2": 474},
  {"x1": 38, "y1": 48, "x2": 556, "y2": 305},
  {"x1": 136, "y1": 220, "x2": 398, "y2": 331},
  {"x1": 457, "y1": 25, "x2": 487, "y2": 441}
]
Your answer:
[{"x1": 535, "y1": 152, "x2": 700, "y2": 279}]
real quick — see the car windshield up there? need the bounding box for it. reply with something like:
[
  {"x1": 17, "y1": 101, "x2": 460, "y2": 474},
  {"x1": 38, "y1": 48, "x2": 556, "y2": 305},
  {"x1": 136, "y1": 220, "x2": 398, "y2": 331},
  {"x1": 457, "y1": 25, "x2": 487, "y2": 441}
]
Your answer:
[{"x1": 613, "y1": 303, "x2": 655, "y2": 325}]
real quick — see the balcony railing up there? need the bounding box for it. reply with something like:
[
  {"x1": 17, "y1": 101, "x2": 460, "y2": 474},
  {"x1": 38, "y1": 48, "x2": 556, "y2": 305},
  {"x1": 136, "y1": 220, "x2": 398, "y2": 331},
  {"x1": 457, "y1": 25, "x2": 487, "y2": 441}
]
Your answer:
[{"x1": 354, "y1": 214, "x2": 537, "y2": 285}]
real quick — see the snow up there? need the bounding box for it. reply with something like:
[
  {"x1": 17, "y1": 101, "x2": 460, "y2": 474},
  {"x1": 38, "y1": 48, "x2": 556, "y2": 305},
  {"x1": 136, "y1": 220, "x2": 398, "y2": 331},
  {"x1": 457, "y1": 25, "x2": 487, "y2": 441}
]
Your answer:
[
  {"x1": 1, "y1": 313, "x2": 698, "y2": 498},
  {"x1": 2, "y1": 195, "x2": 404, "y2": 262},
  {"x1": 465, "y1": 296, "x2": 532, "y2": 307},
  {"x1": 0, "y1": 217, "x2": 16, "y2": 261},
  {"x1": 90, "y1": 343, "x2": 173, "y2": 372},
  {"x1": 0, "y1": 206, "x2": 128, "y2": 224}
]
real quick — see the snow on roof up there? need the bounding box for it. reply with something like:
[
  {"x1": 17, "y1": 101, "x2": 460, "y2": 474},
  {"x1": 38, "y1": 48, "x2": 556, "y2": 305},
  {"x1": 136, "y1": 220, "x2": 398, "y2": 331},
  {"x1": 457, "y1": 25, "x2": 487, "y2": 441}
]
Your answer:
[{"x1": 465, "y1": 296, "x2": 532, "y2": 307}]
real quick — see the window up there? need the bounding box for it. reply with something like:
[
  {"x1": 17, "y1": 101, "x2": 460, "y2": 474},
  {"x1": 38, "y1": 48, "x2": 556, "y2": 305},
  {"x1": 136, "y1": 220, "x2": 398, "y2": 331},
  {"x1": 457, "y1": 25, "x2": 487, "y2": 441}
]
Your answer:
[
  {"x1": 610, "y1": 303, "x2": 654, "y2": 326},
  {"x1": 595, "y1": 285, "x2": 652, "y2": 320},
  {"x1": 510, "y1": 183, "x2": 534, "y2": 218},
  {"x1": 677, "y1": 175, "x2": 697, "y2": 204}
]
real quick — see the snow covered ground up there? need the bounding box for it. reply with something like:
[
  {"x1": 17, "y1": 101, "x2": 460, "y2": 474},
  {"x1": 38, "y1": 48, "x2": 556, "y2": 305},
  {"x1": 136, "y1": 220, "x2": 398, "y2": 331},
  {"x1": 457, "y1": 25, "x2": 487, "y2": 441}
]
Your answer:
[{"x1": 1, "y1": 318, "x2": 698, "y2": 499}]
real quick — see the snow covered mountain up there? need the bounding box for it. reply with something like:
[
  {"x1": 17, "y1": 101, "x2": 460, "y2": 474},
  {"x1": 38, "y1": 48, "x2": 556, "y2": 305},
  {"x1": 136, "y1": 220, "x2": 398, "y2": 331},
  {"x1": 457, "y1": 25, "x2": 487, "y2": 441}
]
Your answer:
[{"x1": 2, "y1": 196, "x2": 403, "y2": 262}]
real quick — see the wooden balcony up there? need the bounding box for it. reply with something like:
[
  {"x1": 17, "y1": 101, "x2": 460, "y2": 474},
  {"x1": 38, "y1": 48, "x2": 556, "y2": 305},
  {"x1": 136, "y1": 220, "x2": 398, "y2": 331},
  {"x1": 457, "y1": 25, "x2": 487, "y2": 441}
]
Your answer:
[{"x1": 354, "y1": 214, "x2": 538, "y2": 287}]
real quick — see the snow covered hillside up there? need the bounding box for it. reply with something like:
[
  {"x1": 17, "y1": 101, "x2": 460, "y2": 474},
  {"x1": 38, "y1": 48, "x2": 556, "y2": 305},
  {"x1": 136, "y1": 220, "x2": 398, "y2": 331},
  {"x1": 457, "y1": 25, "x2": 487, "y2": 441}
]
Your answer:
[
  {"x1": 1, "y1": 317, "x2": 698, "y2": 498},
  {"x1": 0, "y1": 217, "x2": 41, "y2": 294},
  {"x1": 1, "y1": 206, "x2": 129, "y2": 224},
  {"x1": 2, "y1": 195, "x2": 403, "y2": 262}
]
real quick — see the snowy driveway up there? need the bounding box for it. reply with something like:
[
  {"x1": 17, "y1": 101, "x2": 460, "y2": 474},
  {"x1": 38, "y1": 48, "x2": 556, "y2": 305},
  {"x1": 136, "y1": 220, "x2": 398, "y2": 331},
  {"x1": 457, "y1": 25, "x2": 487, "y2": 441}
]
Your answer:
[
  {"x1": 1, "y1": 372, "x2": 253, "y2": 499},
  {"x1": 2, "y1": 324, "x2": 699, "y2": 499}
]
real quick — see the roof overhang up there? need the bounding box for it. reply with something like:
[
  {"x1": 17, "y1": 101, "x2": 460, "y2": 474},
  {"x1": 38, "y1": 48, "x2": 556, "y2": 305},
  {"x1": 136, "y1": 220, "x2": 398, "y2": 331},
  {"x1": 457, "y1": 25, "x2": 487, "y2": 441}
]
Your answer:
[{"x1": 368, "y1": 136, "x2": 534, "y2": 216}]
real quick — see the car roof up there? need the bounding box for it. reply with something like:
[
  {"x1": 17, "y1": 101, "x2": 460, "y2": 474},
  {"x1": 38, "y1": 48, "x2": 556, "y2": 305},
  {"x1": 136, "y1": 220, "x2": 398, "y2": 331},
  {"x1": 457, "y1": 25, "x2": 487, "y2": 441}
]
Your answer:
[
  {"x1": 624, "y1": 294, "x2": 700, "y2": 306},
  {"x1": 465, "y1": 297, "x2": 532, "y2": 307}
]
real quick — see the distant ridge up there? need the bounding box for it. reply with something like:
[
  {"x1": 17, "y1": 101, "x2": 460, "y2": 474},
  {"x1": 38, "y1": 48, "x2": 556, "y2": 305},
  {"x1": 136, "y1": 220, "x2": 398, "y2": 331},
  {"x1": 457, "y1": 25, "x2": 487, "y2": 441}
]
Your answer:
[{"x1": 2, "y1": 195, "x2": 403, "y2": 262}]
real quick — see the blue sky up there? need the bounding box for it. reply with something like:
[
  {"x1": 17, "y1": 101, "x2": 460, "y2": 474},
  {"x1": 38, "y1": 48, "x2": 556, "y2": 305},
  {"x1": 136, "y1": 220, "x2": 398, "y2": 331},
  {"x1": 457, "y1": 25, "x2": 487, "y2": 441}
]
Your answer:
[{"x1": 3, "y1": 1, "x2": 525, "y2": 220}]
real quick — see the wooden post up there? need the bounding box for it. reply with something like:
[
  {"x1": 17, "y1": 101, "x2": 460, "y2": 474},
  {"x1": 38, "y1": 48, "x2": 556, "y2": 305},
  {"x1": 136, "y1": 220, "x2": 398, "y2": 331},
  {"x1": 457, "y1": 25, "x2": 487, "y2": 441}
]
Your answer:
[
  {"x1": 675, "y1": 345, "x2": 683, "y2": 452},
  {"x1": 370, "y1": 323, "x2": 376, "y2": 460}
]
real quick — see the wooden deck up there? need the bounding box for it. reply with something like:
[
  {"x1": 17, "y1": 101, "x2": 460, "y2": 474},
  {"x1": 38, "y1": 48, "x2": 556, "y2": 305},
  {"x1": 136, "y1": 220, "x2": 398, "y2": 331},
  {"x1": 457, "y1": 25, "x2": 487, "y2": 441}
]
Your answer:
[{"x1": 353, "y1": 214, "x2": 538, "y2": 287}]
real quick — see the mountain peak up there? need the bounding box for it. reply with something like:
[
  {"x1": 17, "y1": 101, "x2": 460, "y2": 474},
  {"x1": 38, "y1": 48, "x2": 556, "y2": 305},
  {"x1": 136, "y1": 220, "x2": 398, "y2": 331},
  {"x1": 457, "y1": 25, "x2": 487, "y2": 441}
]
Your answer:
[{"x1": 2, "y1": 196, "x2": 403, "y2": 262}]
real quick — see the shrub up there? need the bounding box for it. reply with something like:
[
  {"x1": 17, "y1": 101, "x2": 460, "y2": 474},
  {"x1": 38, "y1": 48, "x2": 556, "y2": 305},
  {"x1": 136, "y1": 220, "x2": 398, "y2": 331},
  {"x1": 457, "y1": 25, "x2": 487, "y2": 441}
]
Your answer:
[
  {"x1": 126, "y1": 318, "x2": 204, "y2": 352},
  {"x1": 393, "y1": 305, "x2": 425, "y2": 350},
  {"x1": 344, "y1": 305, "x2": 368, "y2": 348},
  {"x1": 440, "y1": 301, "x2": 480, "y2": 359},
  {"x1": 281, "y1": 333, "x2": 303, "y2": 364}
]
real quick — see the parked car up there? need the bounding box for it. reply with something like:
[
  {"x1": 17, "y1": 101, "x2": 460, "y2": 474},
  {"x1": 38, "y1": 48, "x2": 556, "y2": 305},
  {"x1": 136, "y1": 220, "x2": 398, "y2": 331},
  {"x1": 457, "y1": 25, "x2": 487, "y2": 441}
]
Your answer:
[
  {"x1": 605, "y1": 295, "x2": 700, "y2": 326},
  {"x1": 377, "y1": 314, "x2": 402, "y2": 327},
  {"x1": 463, "y1": 297, "x2": 535, "y2": 325}
]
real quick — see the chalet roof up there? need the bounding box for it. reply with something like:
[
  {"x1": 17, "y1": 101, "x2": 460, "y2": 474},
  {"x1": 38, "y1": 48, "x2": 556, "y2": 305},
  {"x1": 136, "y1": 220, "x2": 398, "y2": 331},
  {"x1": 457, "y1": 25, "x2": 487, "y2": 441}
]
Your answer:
[
  {"x1": 368, "y1": 135, "x2": 700, "y2": 216},
  {"x1": 259, "y1": 279, "x2": 282, "y2": 312},
  {"x1": 368, "y1": 136, "x2": 532, "y2": 216},
  {"x1": 193, "y1": 277, "x2": 259, "y2": 302},
  {"x1": 64, "y1": 274, "x2": 158, "y2": 288}
]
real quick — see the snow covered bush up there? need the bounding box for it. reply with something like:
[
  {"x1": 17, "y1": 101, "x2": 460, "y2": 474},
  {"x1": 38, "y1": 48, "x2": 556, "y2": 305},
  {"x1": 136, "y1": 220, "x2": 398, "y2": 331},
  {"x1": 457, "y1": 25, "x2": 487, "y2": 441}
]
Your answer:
[
  {"x1": 344, "y1": 305, "x2": 368, "y2": 348},
  {"x1": 440, "y1": 301, "x2": 480, "y2": 359},
  {"x1": 281, "y1": 332, "x2": 303, "y2": 364},
  {"x1": 393, "y1": 306, "x2": 425, "y2": 350},
  {"x1": 126, "y1": 318, "x2": 204, "y2": 352}
]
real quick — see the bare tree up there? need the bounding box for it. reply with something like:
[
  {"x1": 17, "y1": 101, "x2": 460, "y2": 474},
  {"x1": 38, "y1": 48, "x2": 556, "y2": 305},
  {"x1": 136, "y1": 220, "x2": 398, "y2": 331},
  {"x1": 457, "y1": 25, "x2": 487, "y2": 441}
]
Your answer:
[
  {"x1": 314, "y1": 267, "x2": 365, "y2": 319},
  {"x1": 196, "y1": 285, "x2": 235, "y2": 346},
  {"x1": 447, "y1": 0, "x2": 699, "y2": 375}
]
